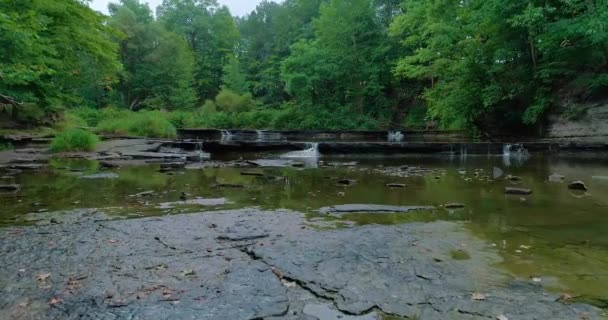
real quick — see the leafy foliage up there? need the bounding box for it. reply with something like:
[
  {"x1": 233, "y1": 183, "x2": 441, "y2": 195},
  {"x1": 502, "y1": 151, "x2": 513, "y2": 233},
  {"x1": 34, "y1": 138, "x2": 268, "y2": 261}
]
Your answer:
[{"x1": 1, "y1": 0, "x2": 606, "y2": 133}]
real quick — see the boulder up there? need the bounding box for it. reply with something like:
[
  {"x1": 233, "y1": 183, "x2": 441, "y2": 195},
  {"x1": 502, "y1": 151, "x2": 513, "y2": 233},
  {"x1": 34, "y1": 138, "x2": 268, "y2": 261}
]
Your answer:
[
  {"x1": 549, "y1": 173, "x2": 565, "y2": 182},
  {"x1": 386, "y1": 183, "x2": 406, "y2": 188},
  {"x1": 444, "y1": 203, "x2": 466, "y2": 209},
  {"x1": 568, "y1": 181, "x2": 588, "y2": 191},
  {"x1": 493, "y1": 167, "x2": 504, "y2": 179},
  {"x1": 505, "y1": 187, "x2": 532, "y2": 195}
]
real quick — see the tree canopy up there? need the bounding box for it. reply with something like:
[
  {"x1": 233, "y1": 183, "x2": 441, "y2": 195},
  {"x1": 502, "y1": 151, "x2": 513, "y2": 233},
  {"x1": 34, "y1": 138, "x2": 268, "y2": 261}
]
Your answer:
[{"x1": 1, "y1": 0, "x2": 606, "y2": 133}]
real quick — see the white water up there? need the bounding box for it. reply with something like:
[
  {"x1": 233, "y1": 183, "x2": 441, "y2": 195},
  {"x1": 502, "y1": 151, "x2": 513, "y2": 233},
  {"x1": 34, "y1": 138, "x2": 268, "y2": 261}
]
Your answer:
[
  {"x1": 502, "y1": 143, "x2": 529, "y2": 167},
  {"x1": 194, "y1": 142, "x2": 207, "y2": 162},
  {"x1": 220, "y1": 130, "x2": 233, "y2": 141},
  {"x1": 282, "y1": 143, "x2": 320, "y2": 158},
  {"x1": 388, "y1": 131, "x2": 404, "y2": 142}
]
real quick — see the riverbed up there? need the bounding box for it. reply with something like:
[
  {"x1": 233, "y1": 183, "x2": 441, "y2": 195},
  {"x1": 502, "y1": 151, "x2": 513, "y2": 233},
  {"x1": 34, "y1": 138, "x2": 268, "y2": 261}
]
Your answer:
[{"x1": 1, "y1": 146, "x2": 607, "y2": 319}]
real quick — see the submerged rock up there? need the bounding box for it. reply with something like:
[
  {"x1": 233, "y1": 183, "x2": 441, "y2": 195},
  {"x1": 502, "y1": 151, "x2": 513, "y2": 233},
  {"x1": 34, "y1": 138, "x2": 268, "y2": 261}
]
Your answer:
[
  {"x1": 568, "y1": 181, "x2": 588, "y2": 191},
  {"x1": 444, "y1": 203, "x2": 466, "y2": 209},
  {"x1": 319, "y1": 204, "x2": 434, "y2": 214},
  {"x1": 505, "y1": 187, "x2": 533, "y2": 195},
  {"x1": 336, "y1": 179, "x2": 357, "y2": 186},
  {"x1": 241, "y1": 171, "x2": 265, "y2": 177},
  {"x1": 80, "y1": 173, "x2": 119, "y2": 179},
  {"x1": 549, "y1": 173, "x2": 565, "y2": 182},
  {"x1": 493, "y1": 167, "x2": 504, "y2": 179}
]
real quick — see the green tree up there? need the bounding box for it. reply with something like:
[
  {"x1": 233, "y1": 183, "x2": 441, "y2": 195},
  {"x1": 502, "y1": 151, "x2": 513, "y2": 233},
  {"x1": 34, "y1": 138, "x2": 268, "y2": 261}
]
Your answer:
[
  {"x1": 109, "y1": 0, "x2": 196, "y2": 110},
  {"x1": 158, "y1": 0, "x2": 240, "y2": 101},
  {"x1": 0, "y1": 0, "x2": 121, "y2": 117}
]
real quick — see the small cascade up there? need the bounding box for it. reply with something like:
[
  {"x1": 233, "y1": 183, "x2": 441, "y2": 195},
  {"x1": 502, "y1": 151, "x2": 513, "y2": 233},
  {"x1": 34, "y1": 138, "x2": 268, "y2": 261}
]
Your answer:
[
  {"x1": 388, "y1": 131, "x2": 404, "y2": 142},
  {"x1": 195, "y1": 141, "x2": 205, "y2": 162},
  {"x1": 282, "y1": 142, "x2": 320, "y2": 158},
  {"x1": 502, "y1": 143, "x2": 529, "y2": 167},
  {"x1": 256, "y1": 130, "x2": 264, "y2": 142},
  {"x1": 220, "y1": 130, "x2": 233, "y2": 141},
  {"x1": 503, "y1": 144, "x2": 528, "y2": 157}
]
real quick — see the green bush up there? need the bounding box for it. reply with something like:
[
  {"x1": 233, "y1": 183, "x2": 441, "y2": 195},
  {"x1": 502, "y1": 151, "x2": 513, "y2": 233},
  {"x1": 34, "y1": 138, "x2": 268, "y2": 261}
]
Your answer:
[
  {"x1": 215, "y1": 88, "x2": 256, "y2": 113},
  {"x1": 0, "y1": 142, "x2": 14, "y2": 151},
  {"x1": 50, "y1": 128, "x2": 100, "y2": 152},
  {"x1": 97, "y1": 111, "x2": 177, "y2": 138}
]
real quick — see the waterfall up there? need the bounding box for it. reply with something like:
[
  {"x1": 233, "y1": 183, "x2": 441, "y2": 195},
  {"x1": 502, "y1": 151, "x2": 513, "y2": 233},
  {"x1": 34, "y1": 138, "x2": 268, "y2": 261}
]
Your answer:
[
  {"x1": 256, "y1": 130, "x2": 263, "y2": 142},
  {"x1": 502, "y1": 143, "x2": 529, "y2": 167},
  {"x1": 503, "y1": 144, "x2": 528, "y2": 156},
  {"x1": 256, "y1": 130, "x2": 284, "y2": 141},
  {"x1": 195, "y1": 142, "x2": 206, "y2": 162},
  {"x1": 282, "y1": 143, "x2": 320, "y2": 158},
  {"x1": 220, "y1": 130, "x2": 233, "y2": 141},
  {"x1": 388, "y1": 131, "x2": 404, "y2": 142}
]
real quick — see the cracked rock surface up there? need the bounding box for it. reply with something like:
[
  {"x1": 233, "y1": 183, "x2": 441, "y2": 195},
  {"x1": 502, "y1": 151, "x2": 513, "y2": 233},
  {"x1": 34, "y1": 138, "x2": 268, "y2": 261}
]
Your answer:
[{"x1": 0, "y1": 209, "x2": 602, "y2": 319}]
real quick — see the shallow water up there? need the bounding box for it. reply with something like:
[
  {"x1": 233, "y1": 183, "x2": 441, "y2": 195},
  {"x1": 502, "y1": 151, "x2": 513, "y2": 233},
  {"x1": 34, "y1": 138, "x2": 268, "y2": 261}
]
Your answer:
[{"x1": 1, "y1": 153, "x2": 608, "y2": 305}]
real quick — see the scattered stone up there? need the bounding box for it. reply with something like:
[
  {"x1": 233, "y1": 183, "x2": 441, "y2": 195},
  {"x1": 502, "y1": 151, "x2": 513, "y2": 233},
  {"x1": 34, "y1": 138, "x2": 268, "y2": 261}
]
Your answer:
[
  {"x1": 336, "y1": 179, "x2": 357, "y2": 186},
  {"x1": 241, "y1": 171, "x2": 265, "y2": 177},
  {"x1": 319, "y1": 204, "x2": 434, "y2": 215},
  {"x1": 99, "y1": 161, "x2": 121, "y2": 169},
  {"x1": 159, "y1": 163, "x2": 186, "y2": 172},
  {"x1": 157, "y1": 198, "x2": 231, "y2": 209},
  {"x1": 507, "y1": 175, "x2": 522, "y2": 181},
  {"x1": 212, "y1": 183, "x2": 245, "y2": 189},
  {"x1": 493, "y1": 167, "x2": 504, "y2": 179},
  {"x1": 444, "y1": 203, "x2": 466, "y2": 209},
  {"x1": 568, "y1": 181, "x2": 588, "y2": 191},
  {"x1": 505, "y1": 187, "x2": 532, "y2": 195},
  {"x1": 0, "y1": 184, "x2": 20, "y2": 192},
  {"x1": 386, "y1": 183, "x2": 406, "y2": 188},
  {"x1": 549, "y1": 173, "x2": 565, "y2": 182},
  {"x1": 80, "y1": 173, "x2": 119, "y2": 179},
  {"x1": 131, "y1": 191, "x2": 155, "y2": 197}
]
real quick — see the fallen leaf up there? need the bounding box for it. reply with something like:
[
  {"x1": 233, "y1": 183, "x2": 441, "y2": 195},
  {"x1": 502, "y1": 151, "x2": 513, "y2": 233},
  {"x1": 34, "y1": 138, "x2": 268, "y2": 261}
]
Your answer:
[
  {"x1": 496, "y1": 315, "x2": 508, "y2": 320},
  {"x1": 108, "y1": 239, "x2": 120, "y2": 244},
  {"x1": 531, "y1": 277, "x2": 542, "y2": 283},
  {"x1": 271, "y1": 267, "x2": 284, "y2": 280},
  {"x1": 49, "y1": 297, "x2": 63, "y2": 306},
  {"x1": 181, "y1": 269, "x2": 195, "y2": 276},
  {"x1": 559, "y1": 293, "x2": 574, "y2": 301},
  {"x1": 471, "y1": 292, "x2": 486, "y2": 301},
  {"x1": 18, "y1": 300, "x2": 31, "y2": 308},
  {"x1": 36, "y1": 272, "x2": 51, "y2": 282},
  {"x1": 281, "y1": 279, "x2": 296, "y2": 288},
  {"x1": 18, "y1": 268, "x2": 26, "y2": 273}
]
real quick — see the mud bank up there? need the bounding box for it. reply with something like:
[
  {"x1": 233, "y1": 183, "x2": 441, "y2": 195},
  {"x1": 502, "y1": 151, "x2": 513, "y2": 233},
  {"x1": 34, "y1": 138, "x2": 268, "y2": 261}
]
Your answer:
[{"x1": 0, "y1": 209, "x2": 601, "y2": 319}]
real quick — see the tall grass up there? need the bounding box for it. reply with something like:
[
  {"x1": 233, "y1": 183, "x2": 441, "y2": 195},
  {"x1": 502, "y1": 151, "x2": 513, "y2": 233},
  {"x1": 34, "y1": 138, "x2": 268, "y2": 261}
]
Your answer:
[
  {"x1": 50, "y1": 128, "x2": 99, "y2": 152},
  {"x1": 97, "y1": 111, "x2": 177, "y2": 138}
]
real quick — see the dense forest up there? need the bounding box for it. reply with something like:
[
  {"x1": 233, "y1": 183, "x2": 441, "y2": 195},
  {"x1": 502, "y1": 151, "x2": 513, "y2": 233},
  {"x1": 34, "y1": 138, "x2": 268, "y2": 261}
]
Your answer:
[{"x1": 1, "y1": 0, "x2": 607, "y2": 137}]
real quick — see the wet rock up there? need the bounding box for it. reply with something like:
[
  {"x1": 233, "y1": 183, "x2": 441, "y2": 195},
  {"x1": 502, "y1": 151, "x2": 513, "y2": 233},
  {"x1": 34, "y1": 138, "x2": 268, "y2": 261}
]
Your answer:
[
  {"x1": 493, "y1": 167, "x2": 504, "y2": 179},
  {"x1": 250, "y1": 221, "x2": 600, "y2": 319},
  {"x1": 507, "y1": 175, "x2": 522, "y2": 181},
  {"x1": 218, "y1": 233, "x2": 270, "y2": 241},
  {"x1": 568, "y1": 181, "x2": 588, "y2": 191},
  {"x1": 99, "y1": 161, "x2": 120, "y2": 169},
  {"x1": 246, "y1": 159, "x2": 304, "y2": 168},
  {"x1": 386, "y1": 183, "x2": 406, "y2": 188},
  {"x1": 505, "y1": 187, "x2": 532, "y2": 195},
  {"x1": 0, "y1": 184, "x2": 19, "y2": 192},
  {"x1": 5, "y1": 163, "x2": 43, "y2": 170},
  {"x1": 159, "y1": 162, "x2": 186, "y2": 172},
  {"x1": 157, "y1": 198, "x2": 231, "y2": 209},
  {"x1": 444, "y1": 203, "x2": 466, "y2": 209},
  {"x1": 80, "y1": 173, "x2": 119, "y2": 179},
  {"x1": 549, "y1": 173, "x2": 565, "y2": 182},
  {"x1": 336, "y1": 179, "x2": 357, "y2": 186},
  {"x1": 241, "y1": 171, "x2": 265, "y2": 177},
  {"x1": 213, "y1": 183, "x2": 245, "y2": 189},
  {"x1": 131, "y1": 191, "x2": 155, "y2": 197},
  {"x1": 319, "y1": 204, "x2": 434, "y2": 214}
]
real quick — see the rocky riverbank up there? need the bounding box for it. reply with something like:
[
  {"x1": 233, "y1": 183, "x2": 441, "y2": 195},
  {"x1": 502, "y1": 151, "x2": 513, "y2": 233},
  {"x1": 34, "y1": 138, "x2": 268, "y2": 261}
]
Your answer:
[{"x1": 0, "y1": 208, "x2": 602, "y2": 320}]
